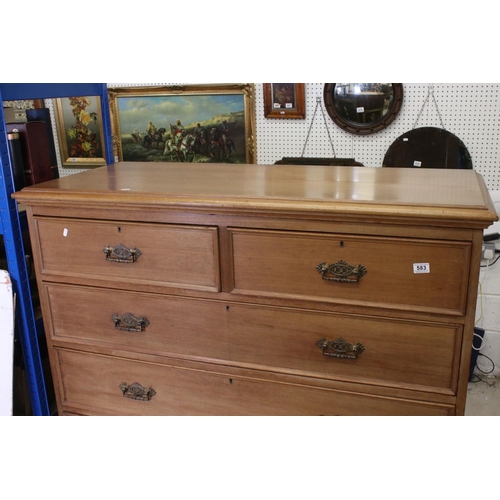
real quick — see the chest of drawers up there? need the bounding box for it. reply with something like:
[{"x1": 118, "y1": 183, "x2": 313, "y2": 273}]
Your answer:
[{"x1": 13, "y1": 162, "x2": 498, "y2": 415}]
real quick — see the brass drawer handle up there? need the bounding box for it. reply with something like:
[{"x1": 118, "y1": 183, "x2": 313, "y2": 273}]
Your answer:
[
  {"x1": 316, "y1": 337, "x2": 365, "y2": 359},
  {"x1": 316, "y1": 260, "x2": 367, "y2": 283},
  {"x1": 119, "y1": 382, "x2": 156, "y2": 401},
  {"x1": 103, "y1": 243, "x2": 142, "y2": 263},
  {"x1": 112, "y1": 313, "x2": 150, "y2": 332}
]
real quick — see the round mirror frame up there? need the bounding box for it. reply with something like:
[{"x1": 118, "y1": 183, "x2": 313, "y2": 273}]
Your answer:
[{"x1": 323, "y1": 83, "x2": 404, "y2": 135}]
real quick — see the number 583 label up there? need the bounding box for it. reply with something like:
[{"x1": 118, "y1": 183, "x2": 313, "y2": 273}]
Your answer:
[{"x1": 413, "y1": 263, "x2": 430, "y2": 274}]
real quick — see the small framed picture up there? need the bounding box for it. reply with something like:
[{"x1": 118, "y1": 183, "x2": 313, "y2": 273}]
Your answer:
[{"x1": 263, "y1": 83, "x2": 305, "y2": 119}]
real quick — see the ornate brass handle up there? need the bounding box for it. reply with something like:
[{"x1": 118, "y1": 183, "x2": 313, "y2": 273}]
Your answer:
[
  {"x1": 316, "y1": 337, "x2": 365, "y2": 359},
  {"x1": 119, "y1": 382, "x2": 156, "y2": 401},
  {"x1": 103, "y1": 243, "x2": 142, "y2": 263},
  {"x1": 316, "y1": 260, "x2": 367, "y2": 283},
  {"x1": 112, "y1": 313, "x2": 150, "y2": 332}
]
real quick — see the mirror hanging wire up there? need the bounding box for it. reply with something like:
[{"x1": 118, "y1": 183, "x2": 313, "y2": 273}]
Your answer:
[
  {"x1": 301, "y1": 97, "x2": 336, "y2": 158},
  {"x1": 413, "y1": 84, "x2": 445, "y2": 130}
]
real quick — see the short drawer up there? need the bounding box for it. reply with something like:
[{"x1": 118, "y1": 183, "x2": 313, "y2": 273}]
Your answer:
[
  {"x1": 33, "y1": 217, "x2": 220, "y2": 291},
  {"x1": 45, "y1": 283, "x2": 461, "y2": 393},
  {"x1": 228, "y1": 228, "x2": 471, "y2": 315},
  {"x1": 55, "y1": 349, "x2": 453, "y2": 416}
]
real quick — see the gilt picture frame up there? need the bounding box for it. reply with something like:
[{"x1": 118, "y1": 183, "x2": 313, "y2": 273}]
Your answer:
[
  {"x1": 108, "y1": 84, "x2": 256, "y2": 164},
  {"x1": 263, "y1": 83, "x2": 305, "y2": 119},
  {"x1": 54, "y1": 95, "x2": 107, "y2": 167}
]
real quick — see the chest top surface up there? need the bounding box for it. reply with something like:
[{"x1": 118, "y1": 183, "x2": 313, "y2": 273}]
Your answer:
[{"x1": 13, "y1": 162, "x2": 498, "y2": 227}]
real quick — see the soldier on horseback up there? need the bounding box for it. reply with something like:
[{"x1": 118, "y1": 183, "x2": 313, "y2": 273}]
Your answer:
[
  {"x1": 193, "y1": 123, "x2": 207, "y2": 155},
  {"x1": 146, "y1": 121, "x2": 157, "y2": 139},
  {"x1": 170, "y1": 120, "x2": 185, "y2": 147}
]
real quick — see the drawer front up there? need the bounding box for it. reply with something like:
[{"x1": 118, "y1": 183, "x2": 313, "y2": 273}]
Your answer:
[
  {"x1": 229, "y1": 228, "x2": 471, "y2": 315},
  {"x1": 224, "y1": 304, "x2": 461, "y2": 393},
  {"x1": 45, "y1": 283, "x2": 231, "y2": 361},
  {"x1": 46, "y1": 283, "x2": 460, "y2": 392},
  {"x1": 34, "y1": 218, "x2": 220, "y2": 291},
  {"x1": 56, "y1": 349, "x2": 452, "y2": 416}
]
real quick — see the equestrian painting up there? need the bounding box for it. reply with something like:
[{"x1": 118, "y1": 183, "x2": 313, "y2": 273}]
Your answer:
[{"x1": 108, "y1": 84, "x2": 255, "y2": 164}]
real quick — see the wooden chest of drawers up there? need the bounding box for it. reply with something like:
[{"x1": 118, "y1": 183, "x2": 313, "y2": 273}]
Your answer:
[{"x1": 13, "y1": 162, "x2": 498, "y2": 415}]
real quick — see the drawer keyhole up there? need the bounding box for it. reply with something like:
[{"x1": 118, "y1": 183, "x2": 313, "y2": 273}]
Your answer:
[{"x1": 340, "y1": 241, "x2": 344, "y2": 247}]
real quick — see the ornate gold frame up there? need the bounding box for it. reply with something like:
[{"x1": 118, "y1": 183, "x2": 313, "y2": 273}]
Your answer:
[
  {"x1": 53, "y1": 96, "x2": 107, "y2": 167},
  {"x1": 108, "y1": 84, "x2": 256, "y2": 164}
]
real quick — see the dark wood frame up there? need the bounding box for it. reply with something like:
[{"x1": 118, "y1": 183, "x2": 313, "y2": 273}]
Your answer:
[
  {"x1": 263, "y1": 83, "x2": 306, "y2": 119},
  {"x1": 323, "y1": 83, "x2": 403, "y2": 135}
]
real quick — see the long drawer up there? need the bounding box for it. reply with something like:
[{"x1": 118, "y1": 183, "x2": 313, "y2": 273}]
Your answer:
[
  {"x1": 45, "y1": 283, "x2": 461, "y2": 392},
  {"x1": 33, "y1": 217, "x2": 220, "y2": 291},
  {"x1": 55, "y1": 348, "x2": 453, "y2": 416},
  {"x1": 228, "y1": 228, "x2": 471, "y2": 315}
]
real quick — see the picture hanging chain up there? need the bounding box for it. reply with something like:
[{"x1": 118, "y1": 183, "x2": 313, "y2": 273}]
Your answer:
[
  {"x1": 412, "y1": 84, "x2": 445, "y2": 129},
  {"x1": 301, "y1": 97, "x2": 336, "y2": 158}
]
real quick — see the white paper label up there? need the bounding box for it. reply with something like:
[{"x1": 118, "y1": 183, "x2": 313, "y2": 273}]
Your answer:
[
  {"x1": 63, "y1": 228, "x2": 68, "y2": 237},
  {"x1": 356, "y1": 106, "x2": 365, "y2": 113},
  {"x1": 413, "y1": 263, "x2": 430, "y2": 274},
  {"x1": 413, "y1": 160, "x2": 422, "y2": 167}
]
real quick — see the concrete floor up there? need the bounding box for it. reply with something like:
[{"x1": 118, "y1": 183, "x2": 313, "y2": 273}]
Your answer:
[{"x1": 465, "y1": 376, "x2": 499, "y2": 416}]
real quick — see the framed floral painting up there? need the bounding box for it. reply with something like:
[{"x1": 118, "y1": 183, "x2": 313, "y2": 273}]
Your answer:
[
  {"x1": 108, "y1": 84, "x2": 255, "y2": 163},
  {"x1": 54, "y1": 95, "x2": 107, "y2": 167}
]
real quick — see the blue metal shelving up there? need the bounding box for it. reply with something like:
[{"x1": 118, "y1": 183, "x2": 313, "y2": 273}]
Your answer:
[{"x1": 0, "y1": 83, "x2": 113, "y2": 415}]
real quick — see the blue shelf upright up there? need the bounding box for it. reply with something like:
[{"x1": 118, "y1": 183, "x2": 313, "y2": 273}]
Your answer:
[{"x1": 0, "y1": 84, "x2": 113, "y2": 415}]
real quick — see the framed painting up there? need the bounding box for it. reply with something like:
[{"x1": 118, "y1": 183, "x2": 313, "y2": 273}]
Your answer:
[
  {"x1": 54, "y1": 96, "x2": 107, "y2": 167},
  {"x1": 263, "y1": 83, "x2": 305, "y2": 119},
  {"x1": 108, "y1": 84, "x2": 255, "y2": 164}
]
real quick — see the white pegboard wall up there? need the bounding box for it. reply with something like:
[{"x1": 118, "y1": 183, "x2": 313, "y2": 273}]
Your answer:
[
  {"x1": 254, "y1": 83, "x2": 500, "y2": 191},
  {"x1": 51, "y1": 83, "x2": 500, "y2": 190}
]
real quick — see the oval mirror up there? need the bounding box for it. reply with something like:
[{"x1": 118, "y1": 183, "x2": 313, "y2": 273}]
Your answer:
[
  {"x1": 382, "y1": 127, "x2": 473, "y2": 169},
  {"x1": 323, "y1": 83, "x2": 403, "y2": 135}
]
